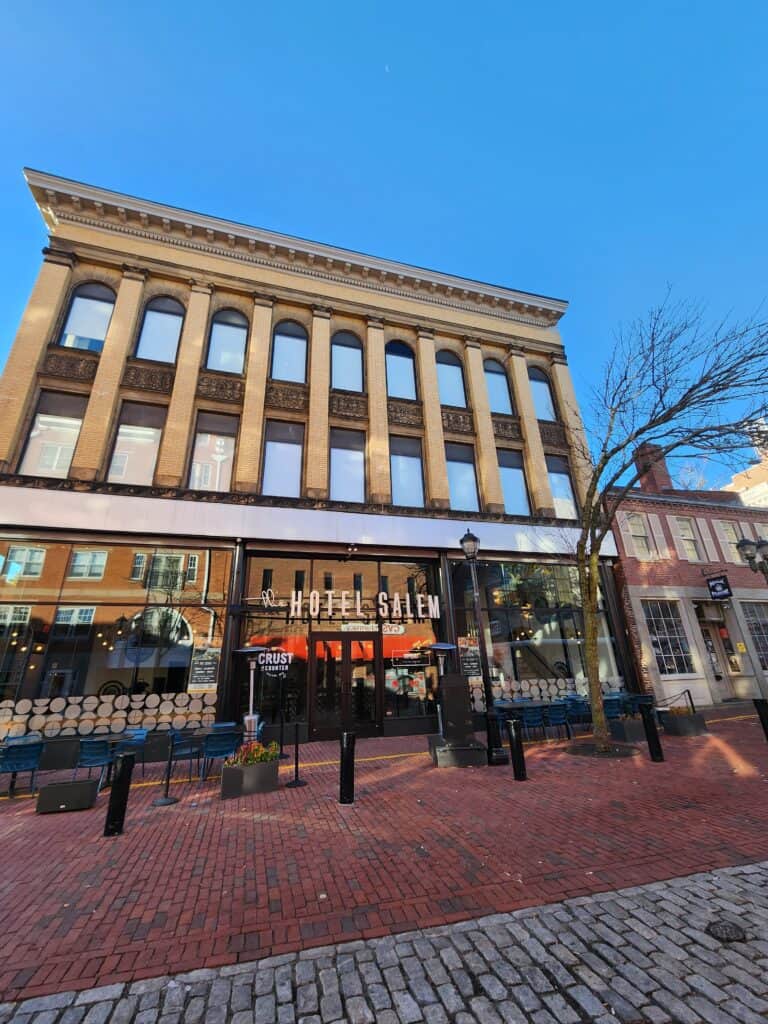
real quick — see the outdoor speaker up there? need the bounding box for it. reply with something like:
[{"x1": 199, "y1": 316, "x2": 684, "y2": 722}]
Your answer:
[{"x1": 36, "y1": 780, "x2": 99, "y2": 813}]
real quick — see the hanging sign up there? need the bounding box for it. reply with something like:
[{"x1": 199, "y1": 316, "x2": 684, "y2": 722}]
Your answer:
[{"x1": 706, "y1": 575, "x2": 732, "y2": 600}]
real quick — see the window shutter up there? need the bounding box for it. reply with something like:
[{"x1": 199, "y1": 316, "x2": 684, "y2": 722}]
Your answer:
[
  {"x1": 647, "y1": 514, "x2": 669, "y2": 560},
  {"x1": 667, "y1": 516, "x2": 690, "y2": 560},
  {"x1": 696, "y1": 519, "x2": 720, "y2": 563},
  {"x1": 614, "y1": 510, "x2": 636, "y2": 558},
  {"x1": 712, "y1": 520, "x2": 739, "y2": 564},
  {"x1": 740, "y1": 521, "x2": 755, "y2": 541}
]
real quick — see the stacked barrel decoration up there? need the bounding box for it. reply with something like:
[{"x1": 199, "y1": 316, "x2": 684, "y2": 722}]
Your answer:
[{"x1": 471, "y1": 674, "x2": 626, "y2": 712}]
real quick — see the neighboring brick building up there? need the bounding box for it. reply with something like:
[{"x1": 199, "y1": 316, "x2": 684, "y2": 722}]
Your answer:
[
  {"x1": 0, "y1": 169, "x2": 628, "y2": 741},
  {"x1": 614, "y1": 444, "x2": 768, "y2": 707}
]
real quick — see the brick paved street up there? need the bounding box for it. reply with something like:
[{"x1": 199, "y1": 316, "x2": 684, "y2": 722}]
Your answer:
[
  {"x1": 4, "y1": 859, "x2": 768, "y2": 1023},
  {"x1": 1, "y1": 710, "x2": 768, "y2": 1009}
]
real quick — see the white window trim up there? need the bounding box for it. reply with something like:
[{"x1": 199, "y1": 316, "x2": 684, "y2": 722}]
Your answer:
[
  {"x1": 3, "y1": 546, "x2": 46, "y2": 578},
  {"x1": 67, "y1": 550, "x2": 108, "y2": 580}
]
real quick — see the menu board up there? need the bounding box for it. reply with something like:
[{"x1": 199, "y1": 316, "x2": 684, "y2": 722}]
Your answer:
[
  {"x1": 188, "y1": 649, "x2": 221, "y2": 692},
  {"x1": 458, "y1": 638, "x2": 482, "y2": 682}
]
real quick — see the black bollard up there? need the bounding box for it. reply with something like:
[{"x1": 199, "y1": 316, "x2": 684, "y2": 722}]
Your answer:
[
  {"x1": 754, "y1": 699, "x2": 768, "y2": 743},
  {"x1": 339, "y1": 731, "x2": 355, "y2": 804},
  {"x1": 278, "y1": 682, "x2": 289, "y2": 759},
  {"x1": 505, "y1": 718, "x2": 528, "y2": 781},
  {"x1": 152, "y1": 734, "x2": 179, "y2": 807},
  {"x1": 285, "y1": 721, "x2": 307, "y2": 788},
  {"x1": 104, "y1": 753, "x2": 135, "y2": 837},
  {"x1": 639, "y1": 704, "x2": 664, "y2": 762}
]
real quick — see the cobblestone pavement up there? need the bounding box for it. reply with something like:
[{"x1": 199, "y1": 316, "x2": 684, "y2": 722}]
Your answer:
[{"x1": 3, "y1": 859, "x2": 768, "y2": 1023}]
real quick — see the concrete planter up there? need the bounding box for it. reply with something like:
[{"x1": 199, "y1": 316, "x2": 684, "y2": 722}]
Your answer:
[
  {"x1": 609, "y1": 718, "x2": 647, "y2": 743},
  {"x1": 658, "y1": 711, "x2": 709, "y2": 737},
  {"x1": 220, "y1": 760, "x2": 279, "y2": 799}
]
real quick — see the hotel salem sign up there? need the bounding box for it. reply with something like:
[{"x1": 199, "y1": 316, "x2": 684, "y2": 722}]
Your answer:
[{"x1": 259, "y1": 588, "x2": 441, "y2": 622}]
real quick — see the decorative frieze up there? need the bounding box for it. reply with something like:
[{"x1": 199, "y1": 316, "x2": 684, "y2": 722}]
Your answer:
[
  {"x1": 492, "y1": 414, "x2": 523, "y2": 442},
  {"x1": 387, "y1": 398, "x2": 423, "y2": 427},
  {"x1": 539, "y1": 421, "x2": 569, "y2": 449},
  {"x1": 264, "y1": 380, "x2": 309, "y2": 412},
  {"x1": 441, "y1": 407, "x2": 474, "y2": 435},
  {"x1": 39, "y1": 349, "x2": 98, "y2": 383},
  {"x1": 329, "y1": 391, "x2": 368, "y2": 420},
  {"x1": 196, "y1": 373, "x2": 244, "y2": 404},
  {"x1": 121, "y1": 362, "x2": 174, "y2": 394}
]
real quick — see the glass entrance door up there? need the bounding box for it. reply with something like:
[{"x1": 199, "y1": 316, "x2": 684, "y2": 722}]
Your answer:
[{"x1": 309, "y1": 633, "x2": 380, "y2": 739}]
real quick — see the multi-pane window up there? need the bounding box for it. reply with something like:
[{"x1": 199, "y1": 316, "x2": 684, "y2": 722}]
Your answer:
[
  {"x1": 642, "y1": 599, "x2": 695, "y2": 674},
  {"x1": 719, "y1": 521, "x2": 745, "y2": 561},
  {"x1": 186, "y1": 554, "x2": 199, "y2": 584},
  {"x1": 742, "y1": 602, "x2": 768, "y2": 670},
  {"x1": 498, "y1": 449, "x2": 530, "y2": 516},
  {"x1": 331, "y1": 332, "x2": 363, "y2": 392},
  {"x1": 0, "y1": 606, "x2": 31, "y2": 637},
  {"x1": 57, "y1": 283, "x2": 115, "y2": 353},
  {"x1": 385, "y1": 341, "x2": 417, "y2": 400},
  {"x1": 18, "y1": 392, "x2": 88, "y2": 479},
  {"x1": 207, "y1": 309, "x2": 248, "y2": 374},
  {"x1": 628, "y1": 513, "x2": 654, "y2": 560},
  {"x1": 271, "y1": 321, "x2": 307, "y2": 383},
  {"x1": 436, "y1": 351, "x2": 467, "y2": 407},
  {"x1": 389, "y1": 435, "x2": 425, "y2": 508},
  {"x1": 484, "y1": 359, "x2": 514, "y2": 415},
  {"x1": 676, "y1": 517, "x2": 701, "y2": 560},
  {"x1": 129, "y1": 553, "x2": 147, "y2": 581},
  {"x1": 189, "y1": 412, "x2": 238, "y2": 492},
  {"x1": 330, "y1": 428, "x2": 365, "y2": 503},
  {"x1": 135, "y1": 297, "x2": 185, "y2": 363},
  {"x1": 53, "y1": 606, "x2": 96, "y2": 635},
  {"x1": 68, "y1": 550, "x2": 107, "y2": 579},
  {"x1": 445, "y1": 443, "x2": 479, "y2": 512},
  {"x1": 262, "y1": 421, "x2": 304, "y2": 498},
  {"x1": 107, "y1": 402, "x2": 166, "y2": 485},
  {"x1": 546, "y1": 455, "x2": 577, "y2": 518},
  {"x1": 147, "y1": 554, "x2": 185, "y2": 591},
  {"x1": 528, "y1": 367, "x2": 557, "y2": 421},
  {"x1": 3, "y1": 547, "x2": 45, "y2": 578}
]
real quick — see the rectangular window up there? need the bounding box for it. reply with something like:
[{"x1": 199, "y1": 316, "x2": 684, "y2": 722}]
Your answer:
[
  {"x1": 380, "y1": 575, "x2": 389, "y2": 595},
  {"x1": 18, "y1": 392, "x2": 88, "y2": 480},
  {"x1": 628, "y1": 514, "x2": 654, "y2": 560},
  {"x1": 68, "y1": 550, "x2": 107, "y2": 579},
  {"x1": 147, "y1": 553, "x2": 184, "y2": 591},
  {"x1": 497, "y1": 449, "x2": 530, "y2": 516},
  {"x1": 189, "y1": 412, "x2": 238, "y2": 492},
  {"x1": 742, "y1": 602, "x2": 768, "y2": 670},
  {"x1": 642, "y1": 599, "x2": 695, "y2": 675},
  {"x1": 262, "y1": 420, "x2": 304, "y2": 498},
  {"x1": 546, "y1": 455, "x2": 578, "y2": 518},
  {"x1": 186, "y1": 554, "x2": 199, "y2": 584},
  {"x1": 323, "y1": 572, "x2": 333, "y2": 590},
  {"x1": 330, "y1": 428, "x2": 365, "y2": 503},
  {"x1": 0, "y1": 605, "x2": 31, "y2": 637},
  {"x1": 261, "y1": 568, "x2": 273, "y2": 592},
  {"x1": 130, "y1": 553, "x2": 147, "y2": 581},
  {"x1": 294, "y1": 570, "x2": 305, "y2": 592},
  {"x1": 3, "y1": 546, "x2": 45, "y2": 579},
  {"x1": 389, "y1": 435, "x2": 425, "y2": 508},
  {"x1": 676, "y1": 517, "x2": 701, "y2": 560},
  {"x1": 718, "y1": 521, "x2": 745, "y2": 561},
  {"x1": 445, "y1": 443, "x2": 479, "y2": 512},
  {"x1": 107, "y1": 402, "x2": 166, "y2": 486},
  {"x1": 53, "y1": 606, "x2": 96, "y2": 635},
  {"x1": 353, "y1": 573, "x2": 363, "y2": 594}
]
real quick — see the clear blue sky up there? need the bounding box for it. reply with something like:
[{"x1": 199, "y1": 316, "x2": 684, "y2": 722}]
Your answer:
[{"x1": 1, "y1": 2, "x2": 766, "y2": 484}]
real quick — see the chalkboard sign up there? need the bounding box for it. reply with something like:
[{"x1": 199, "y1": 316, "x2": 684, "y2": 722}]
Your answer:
[
  {"x1": 459, "y1": 644, "x2": 482, "y2": 680},
  {"x1": 188, "y1": 649, "x2": 220, "y2": 692}
]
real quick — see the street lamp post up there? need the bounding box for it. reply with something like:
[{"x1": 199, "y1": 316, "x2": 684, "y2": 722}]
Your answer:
[
  {"x1": 737, "y1": 537, "x2": 768, "y2": 581},
  {"x1": 460, "y1": 529, "x2": 509, "y2": 766}
]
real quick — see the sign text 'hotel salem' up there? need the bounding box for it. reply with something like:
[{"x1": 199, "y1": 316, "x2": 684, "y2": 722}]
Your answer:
[{"x1": 282, "y1": 589, "x2": 441, "y2": 621}]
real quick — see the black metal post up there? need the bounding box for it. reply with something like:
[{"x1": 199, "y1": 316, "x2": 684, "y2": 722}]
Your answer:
[
  {"x1": 505, "y1": 718, "x2": 527, "y2": 781},
  {"x1": 152, "y1": 734, "x2": 179, "y2": 806},
  {"x1": 339, "y1": 731, "x2": 355, "y2": 804},
  {"x1": 753, "y1": 699, "x2": 768, "y2": 742},
  {"x1": 104, "y1": 753, "x2": 135, "y2": 837},
  {"x1": 467, "y1": 557, "x2": 508, "y2": 766},
  {"x1": 685, "y1": 689, "x2": 697, "y2": 715},
  {"x1": 639, "y1": 704, "x2": 664, "y2": 763},
  {"x1": 278, "y1": 678, "x2": 288, "y2": 759},
  {"x1": 285, "y1": 721, "x2": 307, "y2": 788}
]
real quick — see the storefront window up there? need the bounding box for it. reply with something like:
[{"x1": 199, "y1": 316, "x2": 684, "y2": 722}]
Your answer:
[
  {"x1": 641, "y1": 599, "x2": 694, "y2": 675},
  {"x1": 740, "y1": 602, "x2": 768, "y2": 670}
]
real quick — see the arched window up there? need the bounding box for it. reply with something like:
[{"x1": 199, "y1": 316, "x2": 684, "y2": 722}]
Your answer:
[
  {"x1": 58, "y1": 283, "x2": 116, "y2": 353},
  {"x1": 270, "y1": 320, "x2": 307, "y2": 383},
  {"x1": 528, "y1": 366, "x2": 557, "y2": 421},
  {"x1": 135, "y1": 297, "x2": 185, "y2": 363},
  {"x1": 385, "y1": 340, "x2": 417, "y2": 400},
  {"x1": 331, "y1": 331, "x2": 363, "y2": 392},
  {"x1": 207, "y1": 309, "x2": 248, "y2": 374},
  {"x1": 436, "y1": 350, "x2": 467, "y2": 408},
  {"x1": 484, "y1": 358, "x2": 514, "y2": 415}
]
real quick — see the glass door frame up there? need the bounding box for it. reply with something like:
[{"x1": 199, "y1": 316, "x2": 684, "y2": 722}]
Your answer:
[{"x1": 308, "y1": 631, "x2": 383, "y2": 740}]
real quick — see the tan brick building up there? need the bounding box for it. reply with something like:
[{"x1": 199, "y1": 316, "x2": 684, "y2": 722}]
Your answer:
[{"x1": 0, "y1": 169, "x2": 627, "y2": 741}]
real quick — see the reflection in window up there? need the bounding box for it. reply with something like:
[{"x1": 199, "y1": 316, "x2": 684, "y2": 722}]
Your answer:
[
  {"x1": 484, "y1": 359, "x2": 513, "y2": 415},
  {"x1": 271, "y1": 321, "x2": 307, "y2": 383},
  {"x1": 0, "y1": 605, "x2": 31, "y2": 637},
  {"x1": 3, "y1": 546, "x2": 45, "y2": 578},
  {"x1": 18, "y1": 392, "x2": 87, "y2": 479},
  {"x1": 262, "y1": 420, "x2": 304, "y2": 498},
  {"x1": 331, "y1": 331, "x2": 363, "y2": 392},
  {"x1": 107, "y1": 402, "x2": 166, "y2": 486},
  {"x1": 207, "y1": 309, "x2": 248, "y2": 374},
  {"x1": 58, "y1": 283, "x2": 115, "y2": 353},
  {"x1": 385, "y1": 341, "x2": 417, "y2": 400},
  {"x1": 642, "y1": 599, "x2": 694, "y2": 674},
  {"x1": 546, "y1": 455, "x2": 577, "y2": 518},
  {"x1": 498, "y1": 449, "x2": 530, "y2": 516},
  {"x1": 68, "y1": 551, "x2": 107, "y2": 579},
  {"x1": 330, "y1": 428, "x2": 365, "y2": 503},
  {"x1": 189, "y1": 412, "x2": 238, "y2": 492},
  {"x1": 130, "y1": 553, "x2": 147, "y2": 581},
  {"x1": 528, "y1": 366, "x2": 557, "y2": 421},
  {"x1": 390, "y1": 435, "x2": 424, "y2": 508},
  {"x1": 436, "y1": 350, "x2": 467, "y2": 407},
  {"x1": 742, "y1": 602, "x2": 768, "y2": 670},
  {"x1": 446, "y1": 443, "x2": 479, "y2": 512},
  {"x1": 135, "y1": 297, "x2": 184, "y2": 363}
]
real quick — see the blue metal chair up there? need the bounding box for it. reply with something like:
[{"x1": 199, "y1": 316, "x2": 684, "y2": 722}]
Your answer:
[
  {"x1": 602, "y1": 697, "x2": 623, "y2": 722},
  {"x1": 212, "y1": 721, "x2": 237, "y2": 729},
  {"x1": 200, "y1": 731, "x2": 242, "y2": 782},
  {"x1": 73, "y1": 738, "x2": 114, "y2": 792},
  {"x1": 0, "y1": 740, "x2": 43, "y2": 796},
  {"x1": 114, "y1": 728, "x2": 148, "y2": 776},
  {"x1": 520, "y1": 706, "x2": 545, "y2": 741},
  {"x1": 168, "y1": 728, "x2": 202, "y2": 782},
  {"x1": 544, "y1": 703, "x2": 572, "y2": 740}
]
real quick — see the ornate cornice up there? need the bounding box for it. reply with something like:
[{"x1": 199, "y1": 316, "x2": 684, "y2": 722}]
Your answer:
[
  {"x1": 264, "y1": 380, "x2": 309, "y2": 412},
  {"x1": 121, "y1": 361, "x2": 174, "y2": 394},
  {"x1": 39, "y1": 349, "x2": 98, "y2": 382},
  {"x1": 196, "y1": 373, "x2": 244, "y2": 404},
  {"x1": 387, "y1": 398, "x2": 423, "y2": 428},
  {"x1": 441, "y1": 407, "x2": 474, "y2": 435},
  {"x1": 26, "y1": 169, "x2": 568, "y2": 330},
  {"x1": 329, "y1": 391, "x2": 368, "y2": 421}
]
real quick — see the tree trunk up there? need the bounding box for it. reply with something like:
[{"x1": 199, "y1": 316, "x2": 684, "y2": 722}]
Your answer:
[{"x1": 577, "y1": 542, "x2": 609, "y2": 750}]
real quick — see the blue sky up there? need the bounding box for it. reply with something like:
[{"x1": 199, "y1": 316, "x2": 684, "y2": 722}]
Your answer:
[{"x1": 1, "y1": 2, "x2": 766, "y2": 484}]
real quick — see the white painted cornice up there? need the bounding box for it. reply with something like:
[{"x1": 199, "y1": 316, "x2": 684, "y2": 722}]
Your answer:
[{"x1": 24, "y1": 168, "x2": 568, "y2": 330}]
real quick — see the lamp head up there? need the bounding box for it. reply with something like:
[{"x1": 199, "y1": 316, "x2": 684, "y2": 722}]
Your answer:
[
  {"x1": 756, "y1": 538, "x2": 768, "y2": 562},
  {"x1": 460, "y1": 529, "x2": 480, "y2": 560},
  {"x1": 737, "y1": 537, "x2": 758, "y2": 562}
]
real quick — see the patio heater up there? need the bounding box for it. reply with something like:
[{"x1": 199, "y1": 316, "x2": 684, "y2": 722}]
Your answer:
[{"x1": 235, "y1": 646, "x2": 268, "y2": 741}]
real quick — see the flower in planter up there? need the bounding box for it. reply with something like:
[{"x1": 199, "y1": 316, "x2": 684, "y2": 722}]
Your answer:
[{"x1": 224, "y1": 741, "x2": 279, "y2": 767}]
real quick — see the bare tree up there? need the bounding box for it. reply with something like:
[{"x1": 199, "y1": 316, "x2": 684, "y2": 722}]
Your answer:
[{"x1": 566, "y1": 297, "x2": 768, "y2": 749}]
